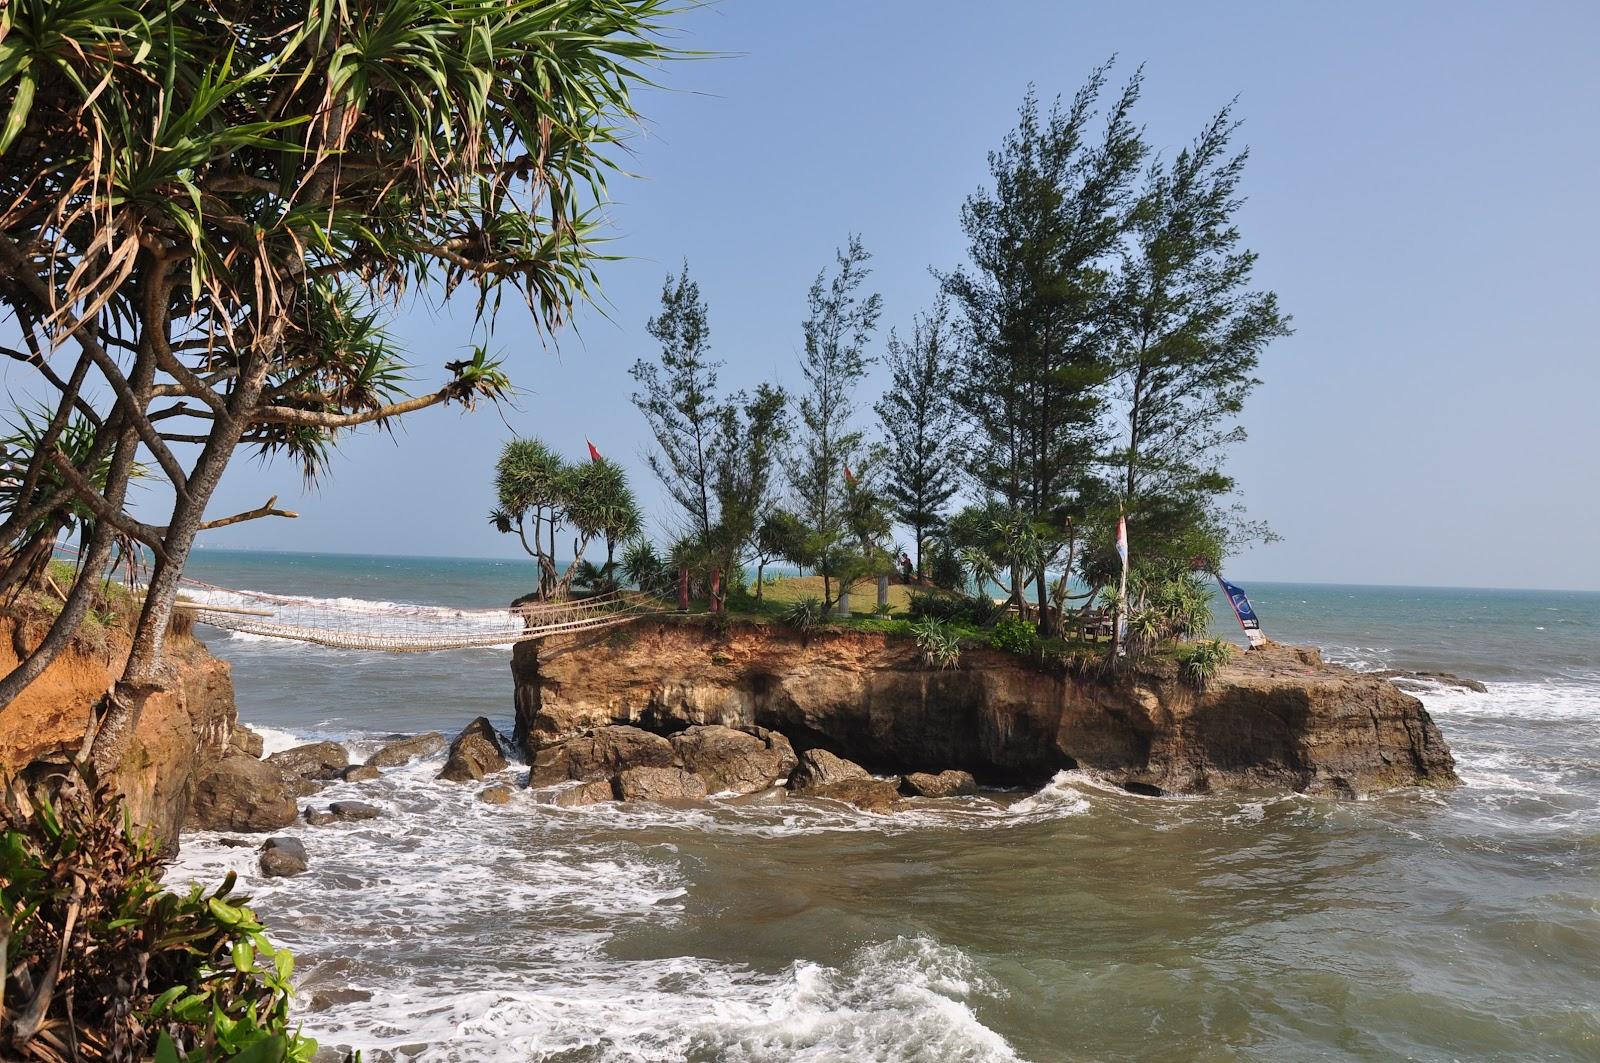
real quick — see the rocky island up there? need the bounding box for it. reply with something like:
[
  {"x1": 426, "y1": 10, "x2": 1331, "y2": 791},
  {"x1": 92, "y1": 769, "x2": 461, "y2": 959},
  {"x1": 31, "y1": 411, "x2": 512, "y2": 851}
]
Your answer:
[{"x1": 514, "y1": 617, "x2": 1458, "y2": 804}]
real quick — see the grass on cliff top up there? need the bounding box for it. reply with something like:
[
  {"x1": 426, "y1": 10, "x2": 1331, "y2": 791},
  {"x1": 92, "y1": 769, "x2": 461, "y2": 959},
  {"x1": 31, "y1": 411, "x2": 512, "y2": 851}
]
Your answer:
[{"x1": 7, "y1": 560, "x2": 194, "y2": 654}]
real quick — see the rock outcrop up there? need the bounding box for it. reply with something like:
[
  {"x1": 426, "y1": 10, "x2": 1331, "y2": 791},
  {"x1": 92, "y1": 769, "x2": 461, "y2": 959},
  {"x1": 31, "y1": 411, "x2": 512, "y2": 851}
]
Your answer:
[
  {"x1": 268, "y1": 741, "x2": 348, "y2": 781},
  {"x1": 513, "y1": 619, "x2": 1457, "y2": 797},
  {"x1": 616, "y1": 765, "x2": 708, "y2": 802},
  {"x1": 787, "y1": 748, "x2": 870, "y2": 790},
  {"x1": 188, "y1": 755, "x2": 299, "y2": 833},
  {"x1": 1, "y1": 612, "x2": 240, "y2": 847},
  {"x1": 901, "y1": 770, "x2": 978, "y2": 798},
  {"x1": 438, "y1": 717, "x2": 509, "y2": 783},
  {"x1": 669, "y1": 724, "x2": 794, "y2": 795},
  {"x1": 365, "y1": 732, "x2": 446, "y2": 768},
  {"x1": 530, "y1": 725, "x2": 674, "y2": 788},
  {"x1": 259, "y1": 836, "x2": 308, "y2": 878}
]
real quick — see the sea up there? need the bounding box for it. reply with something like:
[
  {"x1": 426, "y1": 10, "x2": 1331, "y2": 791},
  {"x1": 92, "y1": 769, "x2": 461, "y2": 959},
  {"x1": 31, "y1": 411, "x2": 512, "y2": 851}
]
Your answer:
[{"x1": 165, "y1": 549, "x2": 1600, "y2": 1062}]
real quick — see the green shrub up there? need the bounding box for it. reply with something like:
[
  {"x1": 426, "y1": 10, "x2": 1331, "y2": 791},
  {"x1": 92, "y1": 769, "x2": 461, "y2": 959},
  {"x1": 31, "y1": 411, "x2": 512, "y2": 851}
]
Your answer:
[
  {"x1": 1, "y1": 766, "x2": 328, "y2": 1061},
  {"x1": 1178, "y1": 638, "x2": 1235, "y2": 690},
  {"x1": 989, "y1": 616, "x2": 1038, "y2": 656},
  {"x1": 781, "y1": 597, "x2": 826, "y2": 632},
  {"x1": 910, "y1": 616, "x2": 963, "y2": 670},
  {"x1": 907, "y1": 592, "x2": 1005, "y2": 629}
]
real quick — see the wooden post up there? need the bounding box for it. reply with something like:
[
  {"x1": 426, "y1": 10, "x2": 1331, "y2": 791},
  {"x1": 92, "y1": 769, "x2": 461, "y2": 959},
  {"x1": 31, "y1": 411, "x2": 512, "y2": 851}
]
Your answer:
[{"x1": 677, "y1": 566, "x2": 689, "y2": 612}]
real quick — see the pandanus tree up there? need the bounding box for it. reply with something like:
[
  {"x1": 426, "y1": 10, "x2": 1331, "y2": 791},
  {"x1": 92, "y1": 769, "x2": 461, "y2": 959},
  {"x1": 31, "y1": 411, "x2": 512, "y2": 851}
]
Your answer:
[{"x1": 0, "y1": 0, "x2": 676, "y2": 770}]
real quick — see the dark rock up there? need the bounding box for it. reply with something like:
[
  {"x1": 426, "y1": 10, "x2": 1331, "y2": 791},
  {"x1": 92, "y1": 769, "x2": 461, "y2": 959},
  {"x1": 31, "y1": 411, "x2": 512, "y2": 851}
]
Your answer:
[
  {"x1": 1372, "y1": 669, "x2": 1488, "y2": 694},
  {"x1": 1121, "y1": 780, "x2": 1164, "y2": 797},
  {"x1": 259, "y1": 836, "x2": 308, "y2": 877},
  {"x1": 364, "y1": 732, "x2": 446, "y2": 768},
  {"x1": 328, "y1": 801, "x2": 380, "y2": 821},
  {"x1": 806, "y1": 778, "x2": 903, "y2": 813},
  {"x1": 305, "y1": 808, "x2": 337, "y2": 826},
  {"x1": 616, "y1": 766, "x2": 708, "y2": 803},
  {"x1": 551, "y1": 779, "x2": 617, "y2": 807},
  {"x1": 787, "y1": 748, "x2": 870, "y2": 791},
  {"x1": 900, "y1": 770, "x2": 977, "y2": 798},
  {"x1": 741, "y1": 725, "x2": 799, "y2": 778},
  {"x1": 188, "y1": 755, "x2": 298, "y2": 833},
  {"x1": 308, "y1": 988, "x2": 373, "y2": 1013},
  {"x1": 268, "y1": 741, "x2": 349, "y2": 780},
  {"x1": 477, "y1": 785, "x2": 514, "y2": 805},
  {"x1": 218, "y1": 836, "x2": 256, "y2": 848},
  {"x1": 529, "y1": 725, "x2": 674, "y2": 787},
  {"x1": 282, "y1": 774, "x2": 325, "y2": 798},
  {"x1": 439, "y1": 718, "x2": 509, "y2": 783},
  {"x1": 670, "y1": 724, "x2": 790, "y2": 795},
  {"x1": 229, "y1": 725, "x2": 265, "y2": 759},
  {"x1": 341, "y1": 764, "x2": 381, "y2": 782}
]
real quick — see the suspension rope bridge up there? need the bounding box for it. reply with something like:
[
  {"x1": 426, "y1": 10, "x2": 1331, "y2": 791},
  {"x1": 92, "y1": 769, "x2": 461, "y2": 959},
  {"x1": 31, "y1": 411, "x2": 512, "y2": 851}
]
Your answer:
[
  {"x1": 50, "y1": 543, "x2": 665, "y2": 652},
  {"x1": 171, "y1": 583, "x2": 663, "y2": 652}
]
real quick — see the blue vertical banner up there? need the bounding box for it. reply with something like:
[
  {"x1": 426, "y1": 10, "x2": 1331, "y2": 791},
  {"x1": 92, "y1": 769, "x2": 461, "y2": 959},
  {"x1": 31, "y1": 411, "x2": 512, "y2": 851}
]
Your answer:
[{"x1": 1216, "y1": 576, "x2": 1267, "y2": 648}]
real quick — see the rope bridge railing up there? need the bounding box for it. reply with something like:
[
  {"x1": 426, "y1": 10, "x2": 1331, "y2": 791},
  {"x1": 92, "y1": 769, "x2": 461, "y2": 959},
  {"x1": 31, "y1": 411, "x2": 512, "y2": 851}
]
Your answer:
[{"x1": 171, "y1": 582, "x2": 664, "y2": 653}]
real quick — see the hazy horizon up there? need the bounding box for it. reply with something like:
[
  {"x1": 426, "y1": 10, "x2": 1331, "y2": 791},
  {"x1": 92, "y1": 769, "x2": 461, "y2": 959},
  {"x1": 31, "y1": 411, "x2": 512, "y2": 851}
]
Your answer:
[{"x1": 10, "y1": 2, "x2": 1598, "y2": 591}]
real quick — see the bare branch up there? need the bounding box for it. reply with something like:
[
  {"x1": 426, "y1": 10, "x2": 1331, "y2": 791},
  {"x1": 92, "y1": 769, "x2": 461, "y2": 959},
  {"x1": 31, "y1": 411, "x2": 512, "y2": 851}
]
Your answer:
[{"x1": 196, "y1": 495, "x2": 299, "y2": 531}]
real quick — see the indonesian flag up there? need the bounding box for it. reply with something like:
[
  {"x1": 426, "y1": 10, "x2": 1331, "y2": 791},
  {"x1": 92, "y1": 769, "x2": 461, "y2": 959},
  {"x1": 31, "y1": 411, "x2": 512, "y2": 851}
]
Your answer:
[
  {"x1": 586, "y1": 439, "x2": 603, "y2": 463},
  {"x1": 843, "y1": 464, "x2": 856, "y2": 486},
  {"x1": 1115, "y1": 514, "x2": 1129, "y2": 565}
]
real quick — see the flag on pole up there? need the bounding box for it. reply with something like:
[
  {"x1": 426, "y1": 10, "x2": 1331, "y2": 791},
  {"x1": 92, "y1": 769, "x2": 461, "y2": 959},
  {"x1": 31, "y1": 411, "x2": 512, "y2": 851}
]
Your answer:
[
  {"x1": 1216, "y1": 575, "x2": 1267, "y2": 648},
  {"x1": 843, "y1": 464, "x2": 856, "y2": 486},
  {"x1": 1115, "y1": 513, "x2": 1129, "y2": 656},
  {"x1": 586, "y1": 439, "x2": 603, "y2": 463}
]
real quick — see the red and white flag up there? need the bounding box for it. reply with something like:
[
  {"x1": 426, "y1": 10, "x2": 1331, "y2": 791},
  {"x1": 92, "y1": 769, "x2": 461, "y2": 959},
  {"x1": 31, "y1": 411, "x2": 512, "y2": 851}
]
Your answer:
[
  {"x1": 1115, "y1": 515, "x2": 1128, "y2": 565},
  {"x1": 843, "y1": 464, "x2": 856, "y2": 486},
  {"x1": 586, "y1": 439, "x2": 603, "y2": 463}
]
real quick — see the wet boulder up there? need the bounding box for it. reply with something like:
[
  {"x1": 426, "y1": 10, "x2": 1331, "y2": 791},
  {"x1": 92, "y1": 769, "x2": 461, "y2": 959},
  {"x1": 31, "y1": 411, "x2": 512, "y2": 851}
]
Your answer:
[
  {"x1": 268, "y1": 741, "x2": 348, "y2": 781},
  {"x1": 670, "y1": 725, "x2": 792, "y2": 795},
  {"x1": 259, "y1": 836, "x2": 308, "y2": 877},
  {"x1": 616, "y1": 766, "x2": 709, "y2": 803},
  {"x1": 551, "y1": 779, "x2": 618, "y2": 807},
  {"x1": 328, "y1": 800, "x2": 380, "y2": 821},
  {"x1": 787, "y1": 748, "x2": 870, "y2": 791},
  {"x1": 304, "y1": 807, "x2": 337, "y2": 827},
  {"x1": 229, "y1": 725, "x2": 265, "y2": 759},
  {"x1": 477, "y1": 785, "x2": 514, "y2": 805},
  {"x1": 439, "y1": 718, "x2": 509, "y2": 783},
  {"x1": 341, "y1": 764, "x2": 381, "y2": 783},
  {"x1": 529, "y1": 725, "x2": 674, "y2": 787},
  {"x1": 806, "y1": 778, "x2": 904, "y2": 814},
  {"x1": 188, "y1": 755, "x2": 298, "y2": 833},
  {"x1": 364, "y1": 732, "x2": 446, "y2": 768},
  {"x1": 900, "y1": 770, "x2": 977, "y2": 798}
]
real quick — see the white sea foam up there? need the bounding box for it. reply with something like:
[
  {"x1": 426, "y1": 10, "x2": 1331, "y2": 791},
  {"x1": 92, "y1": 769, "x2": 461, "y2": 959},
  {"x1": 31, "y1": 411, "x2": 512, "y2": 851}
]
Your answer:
[{"x1": 168, "y1": 748, "x2": 1022, "y2": 1062}]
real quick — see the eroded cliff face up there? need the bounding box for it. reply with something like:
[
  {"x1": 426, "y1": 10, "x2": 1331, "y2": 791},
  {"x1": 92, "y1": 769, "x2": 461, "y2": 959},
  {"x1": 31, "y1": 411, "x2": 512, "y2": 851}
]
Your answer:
[
  {"x1": 513, "y1": 619, "x2": 1457, "y2": 796},
  {"x1": 1, "y1": 614, "x2": 238, "y2": 844}
]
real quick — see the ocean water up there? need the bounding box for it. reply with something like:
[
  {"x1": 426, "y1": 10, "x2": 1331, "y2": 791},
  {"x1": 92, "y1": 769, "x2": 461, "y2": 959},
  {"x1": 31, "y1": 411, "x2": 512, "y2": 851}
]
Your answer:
[{"x1": 167, "y1": 550, "x2": 1600, "y2": 1062}]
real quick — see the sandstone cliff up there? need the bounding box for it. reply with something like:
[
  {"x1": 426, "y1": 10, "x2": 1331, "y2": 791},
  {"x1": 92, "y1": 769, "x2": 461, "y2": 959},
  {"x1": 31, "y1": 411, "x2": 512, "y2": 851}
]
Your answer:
[
  {"x1": 513, "y1": 619, "x2": 1457, "y2": 796},
  {"x1": 1, "y1": 610, "x2": 239, "y2": 845}
]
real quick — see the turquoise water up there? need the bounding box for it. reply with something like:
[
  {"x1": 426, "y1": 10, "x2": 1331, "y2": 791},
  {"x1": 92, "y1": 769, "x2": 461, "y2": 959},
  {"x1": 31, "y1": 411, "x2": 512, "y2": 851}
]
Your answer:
[{"x1": 168, "y1": 549, "x2": 1600, "y2": 1062}]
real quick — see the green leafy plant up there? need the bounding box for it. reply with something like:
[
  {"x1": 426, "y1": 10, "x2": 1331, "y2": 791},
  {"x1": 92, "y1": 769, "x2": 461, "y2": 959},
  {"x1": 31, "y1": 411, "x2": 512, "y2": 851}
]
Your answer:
[
  {"x1": 989, "y1": 616, "x2": 1039, "y2": 656},
  {"x1": 782, "y1": 597, "x2": 826, "y2": 633},
  {"x1": 910, "y1": 616, "x2": 963, "y2": 670},
  {"x1": 1178, "y1": 638, "x2": 1234, "y2": 690},
  {"x1": 0, "y1": 765, "x2": 327, "y2": 1061}
]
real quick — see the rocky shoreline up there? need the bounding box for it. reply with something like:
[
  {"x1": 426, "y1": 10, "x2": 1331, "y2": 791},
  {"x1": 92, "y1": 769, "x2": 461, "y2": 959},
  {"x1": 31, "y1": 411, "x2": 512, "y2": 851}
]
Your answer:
[{"x1": 6, "y1": 609, "x2": 1462, "y2": 879}]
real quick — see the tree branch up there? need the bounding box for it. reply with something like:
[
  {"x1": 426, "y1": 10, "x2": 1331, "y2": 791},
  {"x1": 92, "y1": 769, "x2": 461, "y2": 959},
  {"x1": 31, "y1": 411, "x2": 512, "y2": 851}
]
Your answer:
[
  {"x1": 196, "y1": 495, "x2": 299, "y2": 531},
  {"x1": 253, "y1": 388, "x2": 455, "y2": 429},
  {"x1": 45, "y1": 448, "x2": 170, "y2": 562}
]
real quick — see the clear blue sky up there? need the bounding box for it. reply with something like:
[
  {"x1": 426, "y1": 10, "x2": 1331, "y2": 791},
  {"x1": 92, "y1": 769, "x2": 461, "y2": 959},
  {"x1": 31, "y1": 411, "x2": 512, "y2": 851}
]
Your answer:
[{"x1": 18, "y1": 2, "x2": 1600, "y2": 590}]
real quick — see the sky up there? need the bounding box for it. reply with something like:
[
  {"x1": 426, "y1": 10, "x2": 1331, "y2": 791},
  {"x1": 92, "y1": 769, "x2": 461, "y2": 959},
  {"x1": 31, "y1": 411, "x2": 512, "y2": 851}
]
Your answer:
[{"x1": 10, "y1": 2, "x2": 1600, "y2": 590}]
